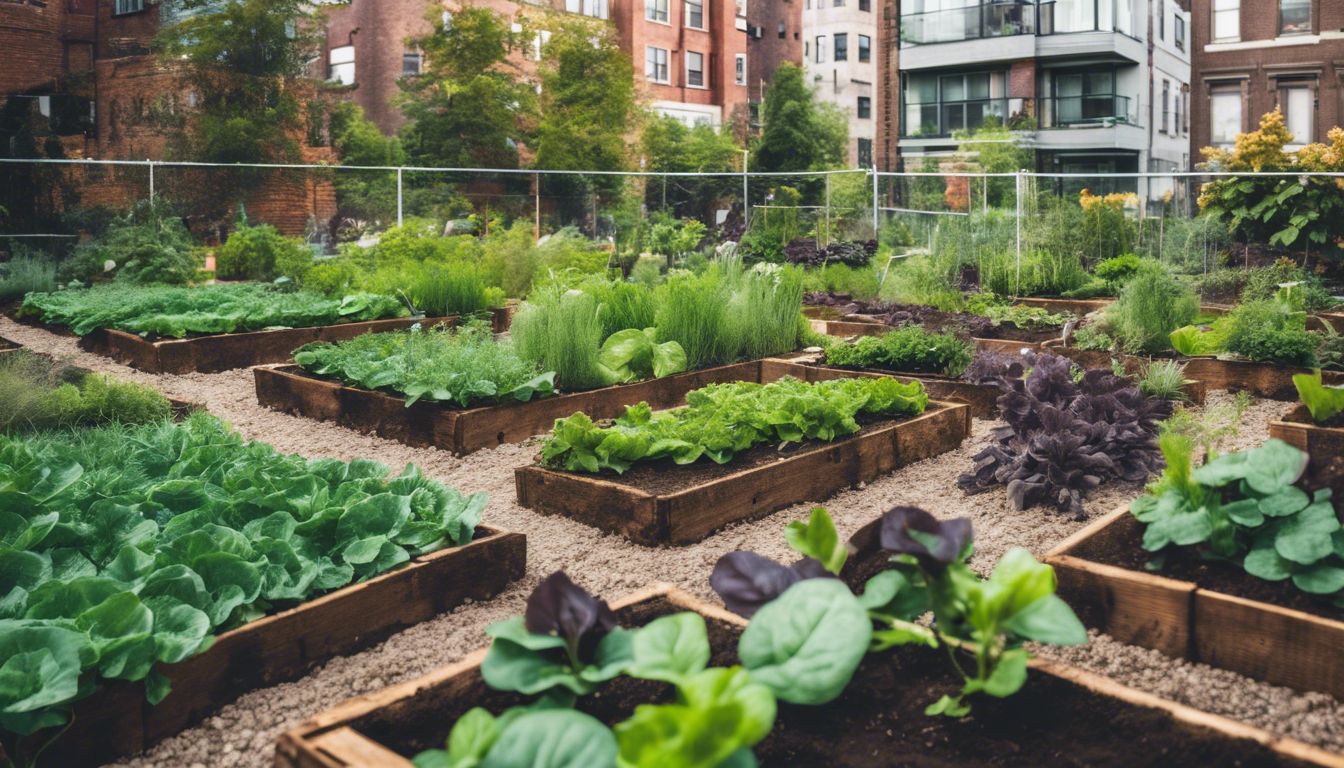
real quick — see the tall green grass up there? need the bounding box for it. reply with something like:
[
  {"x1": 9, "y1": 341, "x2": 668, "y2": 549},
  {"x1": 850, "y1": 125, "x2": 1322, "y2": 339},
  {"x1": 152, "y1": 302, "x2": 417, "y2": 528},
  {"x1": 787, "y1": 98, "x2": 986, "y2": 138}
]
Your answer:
[
  {"x1": 411, "y1": 263, "x2": 497, "y2": 317},
  {"x1": 1107, "y1": 263, "x2": 1199, "y2": 354},
  {"x1": 512, "y1": 284, "x2": 608, "y2": 390},
  {"x1": 655, "y1": 270, "x2": 732, "y2": 369},
  {"x1": 0, "y1": 254, "x2": 58, "y2": 302}
]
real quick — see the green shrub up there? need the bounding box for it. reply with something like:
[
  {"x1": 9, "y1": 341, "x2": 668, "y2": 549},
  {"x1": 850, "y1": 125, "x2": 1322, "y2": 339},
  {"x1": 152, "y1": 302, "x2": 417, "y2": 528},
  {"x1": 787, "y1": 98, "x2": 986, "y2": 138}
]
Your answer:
[
  {"x1": 1242, "y1": 261, "x2": 1339, "y2": 312},
  {"x1": 1107, "y1": 263, "x2": 1199, "y2": 354},
  {"x1": 1093, "y1": 253, "x2": 1144, "y2": 285},
  {"x1": 1137, "y1": 359, "x2": 1189, "y2": 401},
  {"x1": 1070, "y1": 325, "x2": 1114, "y2": 351},
  {"x1": 826, "y1": 325, "x2": 973, "y2": 377},
  {"x1": 410, "y1": 263, "x2": 500, "y2": 317},
  {"x1": 0, "y1": 351, "x2": 171, "y2": 433},
  {"x1": 1224, "y1": 299, "x2": 1318, "y2": 366},
  {"x1": 0, "y1": 252, "x2": 58, "y2": 302},
  {"x1": 724, "y1": 263, "x2": 805, "y2": 361},
  {"x1": 512, "y1": 284, "x2": 608, "y2": 390},
  {"x1": 646, "y1": 218, "x2": 707, "y2": 265},
  {"x1": 802, "y1": 263, "x2": 881, "y2": 300},
  {"x1": 1318, "y1": 326, "x2": 1344, "y2": 372},
  {"x1": 580, "y1": 277, "x2": 658, "y2": 340},
  {"x1": 879, "y1": 255, "x2": 962, "y2": 310},
  {"x1": 61, "y1": 202, "x2": 200, "y2": 285},
  {"x1": 216, "y1": 218, "x2": 312, "y2": 281},
  {"x1": 979, "y1": 249, "x2": 1089, "y2": 298}
]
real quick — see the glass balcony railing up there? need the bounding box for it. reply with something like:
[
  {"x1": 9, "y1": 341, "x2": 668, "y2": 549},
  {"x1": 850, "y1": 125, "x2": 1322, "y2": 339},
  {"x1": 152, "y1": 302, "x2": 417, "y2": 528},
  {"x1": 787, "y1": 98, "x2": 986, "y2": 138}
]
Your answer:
[
  {"x1": 1037, "y1": 94, "x2": 1135, "y2": 128},
  {"x1": 901, "y1": 0, "x2": 1138, "y2": 46},
  {"x1": 899, "y1": 1, "x2": 1035, "y2": 46},
  {"x1": 900, "y1": 97, "x2": 1025, "y2": 137}
]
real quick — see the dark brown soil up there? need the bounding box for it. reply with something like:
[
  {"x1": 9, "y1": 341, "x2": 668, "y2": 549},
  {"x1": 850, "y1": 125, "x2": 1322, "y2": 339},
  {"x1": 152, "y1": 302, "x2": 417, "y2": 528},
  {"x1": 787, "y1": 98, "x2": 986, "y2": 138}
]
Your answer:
[
  {"x1": 805, "y1": 297, "x2": 1064, "y2": 344},
  {"x1": 1071, "y1": 518, "x2": 1344, "y2": 623},
  {"x1": 1286, "y1": 410, "x2": 1344, "y2": 430},
  {"x1": 559, "y1": 415, "x2": 911, "y2": 496},
  {"x1": 352, "y1": 596, "x2": 1318, "y2": 768}
]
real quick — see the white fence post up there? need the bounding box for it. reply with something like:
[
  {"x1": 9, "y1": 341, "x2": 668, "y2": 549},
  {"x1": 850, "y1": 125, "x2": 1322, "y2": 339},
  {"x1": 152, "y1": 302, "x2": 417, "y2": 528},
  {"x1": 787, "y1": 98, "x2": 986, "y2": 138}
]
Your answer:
[
  {"x1": 871, "y1": 166, "x2": 879, "y2": 239},
  {"x1": 1014, "y1": 169, "x2": 1024, "y2": 297},
  {"x1": 148, "y1": 160, "x2": 155, "y2": 201},
  {"x1": 396, "y1": 167, "x2": 404, "y2": 227}
]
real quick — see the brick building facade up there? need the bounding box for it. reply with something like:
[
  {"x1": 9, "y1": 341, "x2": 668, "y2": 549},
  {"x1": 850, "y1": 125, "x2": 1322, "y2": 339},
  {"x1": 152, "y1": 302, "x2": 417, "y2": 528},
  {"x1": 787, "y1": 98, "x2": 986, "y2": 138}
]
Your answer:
[
  {"x1": 1190, "y1": 0, "x2": 1344, "y2": 156},
  {"x1": 745, "y1": 0, "x2": 802, "y2": 126}
]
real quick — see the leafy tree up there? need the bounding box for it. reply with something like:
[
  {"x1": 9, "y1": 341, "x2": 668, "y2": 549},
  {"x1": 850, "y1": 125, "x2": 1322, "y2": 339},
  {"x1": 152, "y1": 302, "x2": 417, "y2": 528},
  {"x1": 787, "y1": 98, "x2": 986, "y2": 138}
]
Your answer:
[
  {"x1": 159, "y1": 0, "x2": 320, "y2": 164},
  {"x1": 751, "y1": 63, "x2": 847, "y2": 172},
  {"x1": 640, "y1": 114, "x2": 741, "y2": 219},
  {"x1": 329, "y1": 102, "x2": 406, "y2": 226},
  {"x1": 1199, "y1": 109, "x2": 1344, "y2": 265},
  {"x1": 399, "y1": 7, "x2": 534, "y2": 169},
  {"x1": 953, "y1": 120, "x2": 1033, "y2": 208}
]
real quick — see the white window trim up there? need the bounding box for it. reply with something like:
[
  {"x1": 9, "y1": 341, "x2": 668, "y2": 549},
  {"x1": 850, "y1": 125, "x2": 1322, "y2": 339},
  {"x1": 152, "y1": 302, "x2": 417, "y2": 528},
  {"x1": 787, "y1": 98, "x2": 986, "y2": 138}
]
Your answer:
[
  {"x1": 734, "y1": 53, "x2": 747, "y2": 85},
  {"x1": 685, "y1": 0, "x2": 706, "y2": 29},
  {"x1": 685, "y1": 51, "x2": 707, "y2": 89},
  {"x1": 114, "y1": 0, "x2": 145, "y2": 15},
  {"x1": 645, "y1": 0, "x2": 671, "y2": 25},
  {"x1": 646, "y1": 46, "x2": 671, "y2": 84}
]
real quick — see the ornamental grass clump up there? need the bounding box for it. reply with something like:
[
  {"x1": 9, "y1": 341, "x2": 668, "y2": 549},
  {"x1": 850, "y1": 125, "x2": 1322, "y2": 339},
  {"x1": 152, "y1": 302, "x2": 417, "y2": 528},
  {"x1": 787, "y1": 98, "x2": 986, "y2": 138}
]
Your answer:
[
  {"x1": 511, "y1": 284, "x2": 609, "y2": 391},
  {"x1": 958, "y1": 351, "x2": 1172, "y2": 517},
  {"x1": 0, "y1": 351, "x2": 172, "y2": 433}
]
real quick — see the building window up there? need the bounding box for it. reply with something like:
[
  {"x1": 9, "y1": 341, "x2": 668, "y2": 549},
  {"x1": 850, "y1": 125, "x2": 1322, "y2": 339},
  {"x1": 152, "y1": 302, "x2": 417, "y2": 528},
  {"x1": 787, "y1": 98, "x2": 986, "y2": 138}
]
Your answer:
[
  {"x1": 857, "y1": 96, "x2": 871, "y2": 119},
  {"x1": 645, "y1": 46, "x2": 670, "y2": 82},
  {"x1": 1174, "y1": 15, "x2": 1185, "y2": 50},
  {"x1": 114, "y1": 0, "x2": 145, "y2": 15},
  {"x1": 1280, "y1": 83, "x2": 1314, "y2": 145},
  {"x1": 1210, "y1": 87, "x2": 1241, "y2": 146},
  {"x1": 686, "y1": 51, "x2": 705, "y2": 87},
  {"x1": 1160, "y1": 79, "x2": 1170, "y2": 133},
  {"x1": 329, "y1": 45, "x2": 355, "y2": 85},
  {"x1": 1279, "y1": 0, "x2": 1311, "y2": 34},
  {"x1": 402, "y1": 52, "x2": 422, "y2": 77},
  {"x1": 1212, "y1": 0, "x2": 1239, "y2": 42},
  {"x1": 778, "y1": 22, "x2": 786, "y2": 38},
  {"x1": 833, "y1": 0, "x2": 843, "y2": 6},
  {"x1": 859, "y1": 0, "x2": 870, "y2": 10},
  {"x1": 834, "y1": 33, "x2": 848, "y2": 61},
  {"x1": 686, "y1": 0, "x2": 704, "y2": 28},
  {"x1": 815, "y1": 35, "x2": 825, "y2": 63},
  {"x1": 646, "y1": 0, "x2": 668, "y2": 23},
  {"x1": 1157, "y1": 0, "x2": 1164, "y2": 39},
  {"x1": 857, "y1": 137, "x2": 873, "y2": 167},
  {"x1": 566, "y1": 0, "x2": 610, "y2": 19},
  {"x1": 735, "y1": 54, "x2": 746, "y2": 85},
  {"x1": 858, "y1": 34, "x2": 871, "y2": 62}
]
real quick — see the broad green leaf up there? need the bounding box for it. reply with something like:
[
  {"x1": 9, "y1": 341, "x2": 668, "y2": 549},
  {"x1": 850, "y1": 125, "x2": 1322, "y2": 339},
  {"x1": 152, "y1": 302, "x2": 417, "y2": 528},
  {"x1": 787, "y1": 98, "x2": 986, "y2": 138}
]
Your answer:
[
  {"x1": 979, "y1": 647, "x2": 1029, "y2": 698},
  {"x1": 480, "y1": 710, "x2": 617, "y2": 768},
  {"x1": 784, "y1": 507, "x2": 847, "y2": 575},
  {"x1": 1003, "y1": 594, "x2": 1087, "y2": 645},
  {"x1": 1275, "y1": 502, "x2": 1341, "y2": 565},
  {"x1": 627, "y1": 613, "x2": 710, "y2": 684},
  {"x1": 738, "y1": 579, "x2": 870, "y2": 705},
  {"x1": 1292, "y1": 564, "x2": 1344, "y2": 595}
]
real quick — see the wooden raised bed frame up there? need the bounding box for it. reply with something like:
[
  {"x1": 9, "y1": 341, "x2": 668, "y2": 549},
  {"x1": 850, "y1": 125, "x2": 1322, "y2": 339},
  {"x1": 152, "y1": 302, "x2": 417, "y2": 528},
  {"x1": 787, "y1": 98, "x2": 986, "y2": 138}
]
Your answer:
[
  {"x1": 257, "y1": 358, "x2": 994, "y2": 455},
  {"x1": 42, "y1": 527, "x2": 526, "y2": 768},
  {"x1": 515, "y1": 397, "x2": 970, "y2": 545},
  {"x1": 74, "y1": 308, "x2": 510, "y2": 374},
  {"x1": 275, "y1": 585, "x2": 1343, "y2": 768},
  {"x1": 1269, "y1": 404, "x2": 1344, "y2": 503},
  {"x1": 1044, "y1": 506, "x2": 1344, "y2": 701},
  {"x1": 808, "y1": 317, "x2": 1052, "y2": 357},
  {"x1": 0, "y1": 337, "x2": 20, "y2": 358}
]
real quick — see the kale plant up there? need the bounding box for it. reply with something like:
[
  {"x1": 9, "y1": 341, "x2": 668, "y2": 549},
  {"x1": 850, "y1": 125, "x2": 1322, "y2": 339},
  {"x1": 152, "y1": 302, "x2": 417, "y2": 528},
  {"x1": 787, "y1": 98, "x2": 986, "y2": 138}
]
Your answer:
[{"x1": 958, "y1": 352, "x2": 1171, "y2": 517}]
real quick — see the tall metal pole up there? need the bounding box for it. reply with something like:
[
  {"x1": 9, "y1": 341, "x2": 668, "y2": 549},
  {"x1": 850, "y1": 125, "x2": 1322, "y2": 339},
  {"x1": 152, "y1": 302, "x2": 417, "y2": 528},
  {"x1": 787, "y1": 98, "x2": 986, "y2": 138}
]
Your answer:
[
  {"x1": 871, "y1": 165, "x2": 879, "y2": 239},
  {"x1": 982, "y1": 175, "x2": 988, "y2": 214},
  {"x1": 396, "y1": 167, "x2": 404, "y2": 227},
  {"x1": 1014, "y1": 169, "x2": 1024, "y2": 297},
  {"x1": 742, "y1": 150, "x2": 750, "y2": 229},
  {"x1": 534, "y1": 172, "x2": 541, "y2": 241},
  {"x1": 824, "y1": 174, "x2": 831, "y2": 247},
  {"x1": 148, "y1": 161, "x2": 155, "y2": 201}
]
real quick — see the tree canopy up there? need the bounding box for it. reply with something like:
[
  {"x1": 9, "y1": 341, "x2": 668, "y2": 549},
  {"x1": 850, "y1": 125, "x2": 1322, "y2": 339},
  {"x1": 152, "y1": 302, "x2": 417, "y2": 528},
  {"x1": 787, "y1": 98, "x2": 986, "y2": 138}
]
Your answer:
[{"x1": 751, "y1": 63, "x2": 848, "y2": 172}]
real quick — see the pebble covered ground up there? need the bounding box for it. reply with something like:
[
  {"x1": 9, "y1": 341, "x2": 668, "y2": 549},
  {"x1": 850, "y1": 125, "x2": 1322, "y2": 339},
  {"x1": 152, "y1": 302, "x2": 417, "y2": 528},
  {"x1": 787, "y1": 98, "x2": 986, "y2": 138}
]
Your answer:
[{"x1": 1, "y1": 316, "x2": 1340, "y2": 767}]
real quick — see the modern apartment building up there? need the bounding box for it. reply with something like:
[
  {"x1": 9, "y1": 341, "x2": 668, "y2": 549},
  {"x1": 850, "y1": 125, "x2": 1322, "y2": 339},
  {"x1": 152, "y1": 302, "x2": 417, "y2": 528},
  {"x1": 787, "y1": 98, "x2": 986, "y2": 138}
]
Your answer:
[
  {"x1": 802, "y1": 0, "x2": 879, "y2": 166},
  {"x1": 892, "y1": 0, "x2": 1192, "y2": 194},
  {"x1": 1191, "y1": 0, "x2": 1343, "y2": 156}
]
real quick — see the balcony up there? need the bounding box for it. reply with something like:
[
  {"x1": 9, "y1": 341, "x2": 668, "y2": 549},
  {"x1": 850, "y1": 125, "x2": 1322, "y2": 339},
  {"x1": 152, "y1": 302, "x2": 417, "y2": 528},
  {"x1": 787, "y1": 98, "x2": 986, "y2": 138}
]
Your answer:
[
  {"x1": 900, "y1": 1, "x2": 1035, "y2": 46},
  {"x1": 900, "y1": 97, "x2": 1028, "y2": 138},
  {"x1": 1037, "y1": 94, "x2": 1136, "y2": 128}
]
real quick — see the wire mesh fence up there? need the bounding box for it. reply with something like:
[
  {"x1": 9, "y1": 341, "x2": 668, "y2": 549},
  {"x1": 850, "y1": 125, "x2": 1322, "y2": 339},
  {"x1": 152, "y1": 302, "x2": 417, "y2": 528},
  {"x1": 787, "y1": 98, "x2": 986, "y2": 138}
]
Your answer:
[{"x1": 1, "y1": 158, "x2": 1339, "y2": 300}]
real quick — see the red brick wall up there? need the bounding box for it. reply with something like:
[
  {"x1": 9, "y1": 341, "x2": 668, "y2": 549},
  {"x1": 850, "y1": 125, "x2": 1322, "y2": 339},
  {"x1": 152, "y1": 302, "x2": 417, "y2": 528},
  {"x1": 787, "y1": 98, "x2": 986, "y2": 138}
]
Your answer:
[
  {"x1": 323, "y1": 0, "x2": 437, "y2": 135},
  {"x1": 1, "y1": 0, "x2": 73, "y2": 94},
  {"x1": 876, "y1": 0, "x2": 898, "y2": 170},
  {"x1": 747, "y1": 0, "x2": 801, "y2": 104},
  {"x1": 1190, "y1": 0, "x2": 1344, "y2": 157}
]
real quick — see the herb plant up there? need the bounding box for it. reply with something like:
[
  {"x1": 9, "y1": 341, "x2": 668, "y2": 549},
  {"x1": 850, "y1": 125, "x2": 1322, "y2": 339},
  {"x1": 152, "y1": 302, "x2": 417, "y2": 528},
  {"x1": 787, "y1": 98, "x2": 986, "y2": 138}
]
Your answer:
[
  {"x1": 1223, "y1": 299, "x2": 1318, "y2": 367},
  {"x1": 958, "y1": 352, "x2": 1171, "y2": 517},
  {"x1": 825, "y1": 326, "x2": 974, "y2": 377},
  {"x1": 0, "y1": 414, "x2": 487, "y2": 759},
  {"x1": 294, "y1": 322, "x2": 556, "y2": 407},
  {"x1": 1106, "y1": 263, "x2": 1199, "y2": 354},
  {"x1": 542, "y1": 377, "x2": 929, "y2": 474},
  {"x1": 215, "y1": 217, "x2": 312, "y2": 281},
  {"x1": 511, "y1": 284, "x2": 609, "y2": 390},
  {"x1": 1132, "y1": 437, "x2": 1343, "y2": 600},
  {"x1": 20, "y1": 283, "x2": 405, "y2": 338},
  {"x1": 712, "y1": 506, "x2": 1087, "y2": 717},
  {"x1": 1136, "y1": 359, "x2": 1189, "y2": 402}
]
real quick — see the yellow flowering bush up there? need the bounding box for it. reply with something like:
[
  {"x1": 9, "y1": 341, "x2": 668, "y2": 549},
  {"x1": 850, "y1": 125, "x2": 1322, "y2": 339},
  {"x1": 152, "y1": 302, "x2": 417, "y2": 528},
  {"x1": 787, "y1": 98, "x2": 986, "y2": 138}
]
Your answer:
[{"x1": 1199, "y1": 109, "x2": 1344, "y2": 255}]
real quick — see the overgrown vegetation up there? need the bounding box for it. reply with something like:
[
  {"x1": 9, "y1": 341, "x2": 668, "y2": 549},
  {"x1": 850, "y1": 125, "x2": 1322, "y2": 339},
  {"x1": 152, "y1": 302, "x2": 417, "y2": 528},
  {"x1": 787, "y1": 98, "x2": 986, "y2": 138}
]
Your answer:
[
  {"x1": 0, "y1": 351, "x2": 171, "y2": 433},
  {"x1": 1105, "y1": 263, "x2": 1200, "y2": 354},
  {"x1": 825, "y1": 326, "x2": 973, "y2": 377}
]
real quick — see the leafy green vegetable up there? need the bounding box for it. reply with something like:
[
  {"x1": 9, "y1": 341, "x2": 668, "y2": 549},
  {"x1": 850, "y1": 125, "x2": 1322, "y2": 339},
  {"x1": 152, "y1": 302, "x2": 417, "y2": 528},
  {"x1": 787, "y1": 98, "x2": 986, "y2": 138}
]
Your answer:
[
  {"x1": 824, "y1": 325, "x2": 974, "y2": 377},
  {"x1": 616, "y1": 667, "x2": 774, "y2": 768},
  {"x1": 481, "y1": 710, "x2": 617, "y2": 768},
  {"x1": 1293, "y1": 370, "x2": 1344, "y2": 424},
  {"x1": 1169, "y1": 322, "x2": 1228, "y2": 357},
  {"x1": 295, "y1": 322, "x2": 556, "y2": 407},
  {"x1": 1132, "y1": 438, "x2": 1343, "y2": 599},
  {"x1": 784, "y1": 507, "x2": 847, "y2": 575},
  {"x1": 19, "y1": 283, "x2": 406, "y2": 339},
  {"x1": 0, "y1": 413, "x2": 486, "y2": 748},
  {"x1": 541, "y1": 376, "x2": 929, "y2": 474},
  {"x1": 597, "y1": 329, "x2": 687, "y2": 384}
]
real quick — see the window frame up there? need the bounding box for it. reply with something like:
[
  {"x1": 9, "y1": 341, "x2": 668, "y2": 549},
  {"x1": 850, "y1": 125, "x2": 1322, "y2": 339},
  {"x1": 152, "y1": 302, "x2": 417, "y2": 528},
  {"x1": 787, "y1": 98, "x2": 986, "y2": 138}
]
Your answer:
[
  {"x1": 645, "y1": 0, "x2": 669, "y2": 24},
  {"x1": 1157, "y1": 0, "x2": 1165, "y2": 40},
  {"x1": 1278, "y1": 0, "x2": 1311, "y2": 35},
  {"x1": 1209, "y1": 86, "x2": 1242, "y2": 147},
  {"x1": 113, "y1": 0, "x2": 145, "y2": 15},
  {"x1": 1278, "y1": 82, "x2": 1314, "y2": 145},
  {"x1": 328, "y1": 45, "x2": 356, "y2": 86},
  {"x1": 834, "y1": 32, "x2": 848, "y2": 62},
  {"x1": 645, "y1": 46, "x2": 670, "y2": 83},
  {"x1": 1174, "y1": 15, "x2": 1185, "y2": 51},
  {"x1": 1212, "y1": 0, "x2": 1239, "y2": 42},
  {"x1": 1160, "y1": 79, "x2": 1170, "y2": 134},
  {"x1": 685, "y1": 0, "x2": 705, "y2": 29},
  {"x1": 686, "y1": 50, "x2": 706, "y2": 88},
  {"x1": 858, "y1": 34, "x2": 871, "y2": 62},
  {"x1": 402, "y1": 51, "x2": 423, "y2": 77},
  {"x1": 734, "y1": 53, "x2": 747, "y2": 85},
  {"x1": 857, "y1": 95, "x2": 872, "y2": 119}
]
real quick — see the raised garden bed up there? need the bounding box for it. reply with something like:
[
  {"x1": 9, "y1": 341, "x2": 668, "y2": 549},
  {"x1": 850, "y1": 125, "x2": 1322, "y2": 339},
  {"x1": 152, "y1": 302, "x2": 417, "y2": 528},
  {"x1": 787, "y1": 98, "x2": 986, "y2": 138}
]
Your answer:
[
  {"x1": 1045, "y1": 506, "x2": 1344, "y2": 701},
  {"x1": 1016, "y1": 296, "x2": 1114, "y2": 316},
  {"x1": 65, "y1": 307, "x2": 510, "y2": 374},
  {"x1": 0, "y1": 336, "x2": 20, "y2": 358},
  {"x1": 769, "y1": 355, "x2": 1001, "y2": 419},
  {"x1": 1269, "y1": 405, "x2": 1344, "y2": 502},
  {"x1": 275, "y1": 586, "x2": 1342, "y2": 768},
  {"x1": 43, "y1": 526, "x2": 526, "y2": 768},
  {"x1": 257, "y1": 360, "x2": 768, "y2": 456},
  {"x1": 515, "y1": 398, "x2": 970, "y2": 545}
]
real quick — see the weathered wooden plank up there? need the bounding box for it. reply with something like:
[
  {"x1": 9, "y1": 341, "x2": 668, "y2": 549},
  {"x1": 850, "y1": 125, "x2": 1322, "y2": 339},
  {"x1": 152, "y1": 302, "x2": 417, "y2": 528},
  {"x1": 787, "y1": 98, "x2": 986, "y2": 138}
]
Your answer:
[
  {"x1": 1195, "y1": 590, "x2": 1344, "y2": 698},
  {"x1": 515, "y1": 402, "x2": 970, "y2": 546},
  {"x1": 1269, "y1": 405, "x2": 1344, "y2": 501},
  {"x1": 43, "y1": 528, "x2": 526, "y2": 767}
]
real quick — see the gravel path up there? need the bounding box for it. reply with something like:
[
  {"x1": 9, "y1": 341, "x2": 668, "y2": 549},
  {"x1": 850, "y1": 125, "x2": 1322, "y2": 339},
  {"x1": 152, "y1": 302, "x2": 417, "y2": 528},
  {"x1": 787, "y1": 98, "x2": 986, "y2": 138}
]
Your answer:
[{"x1": 1, "y1": 317, "x2": 1338, "y2": 766}]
